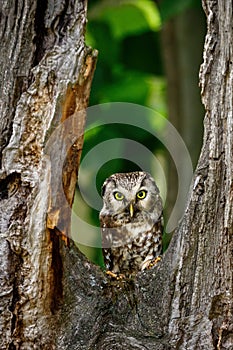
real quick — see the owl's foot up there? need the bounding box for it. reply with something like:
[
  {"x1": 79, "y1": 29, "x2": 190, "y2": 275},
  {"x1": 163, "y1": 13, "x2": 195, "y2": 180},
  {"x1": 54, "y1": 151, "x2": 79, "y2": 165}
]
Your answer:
[
  {"x1": 147, "y1": 256, "x2": 161, "y2": 269},
  {"x1": 141, "y1": 256, "x2": 161, "y2": 270},
  {"x1": 106, "y1": 270, "x2": 125, "y2": 280}
]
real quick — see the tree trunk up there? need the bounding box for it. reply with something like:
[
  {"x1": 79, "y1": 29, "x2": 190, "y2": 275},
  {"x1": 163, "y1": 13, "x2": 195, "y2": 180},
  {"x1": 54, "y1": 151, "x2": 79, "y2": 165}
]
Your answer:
[
  {"x1": 0, "y1": 1, "x2": 97, "y2": 348},
  {"x1": 1, "y1": 0, "x2": 233, "y2": 349},
  {"x1": 161, "y1": 6, "x2": 206, "y2": 226}
]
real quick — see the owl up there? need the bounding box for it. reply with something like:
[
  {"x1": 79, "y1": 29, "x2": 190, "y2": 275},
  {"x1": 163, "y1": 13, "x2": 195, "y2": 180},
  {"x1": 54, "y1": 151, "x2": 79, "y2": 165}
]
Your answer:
[{"x1": 99, "y1": 171, "x2": 163, "y2": 277}]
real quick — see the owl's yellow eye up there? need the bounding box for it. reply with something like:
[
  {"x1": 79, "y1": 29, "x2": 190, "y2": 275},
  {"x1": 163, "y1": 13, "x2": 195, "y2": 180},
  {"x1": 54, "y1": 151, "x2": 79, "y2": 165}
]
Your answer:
[
  {"x1": 114, "y1": 192, "x2": 124, "y2": 201},
  {"x1": 137, "y1": 190, "x2": 147, "y2": 200}
]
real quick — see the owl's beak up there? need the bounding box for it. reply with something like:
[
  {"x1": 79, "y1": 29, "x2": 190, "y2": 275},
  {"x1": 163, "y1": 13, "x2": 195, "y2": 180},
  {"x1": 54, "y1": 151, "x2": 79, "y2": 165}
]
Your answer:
[{"x1": 129, "y1": 203, "x2": 134, "y2": 217}]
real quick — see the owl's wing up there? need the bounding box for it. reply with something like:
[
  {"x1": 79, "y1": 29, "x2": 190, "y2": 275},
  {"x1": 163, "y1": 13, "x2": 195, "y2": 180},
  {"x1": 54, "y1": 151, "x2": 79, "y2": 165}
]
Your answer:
[
  {"x1": 102, "y1": 247, "x2": 114, "y2": 271},
  {"x1": 100, "y1": 212, "x2": 114, "y2": 271},
  {"x1": 153, "y1": 217, "x2": 163, "y2": 254},
  {"x1": 101, "y1": 226, "x2": 114, "y2": 271},
  {"x1": 140, "y1": 216, "x2": 163, "y2": 271},
  {"x1": 151, "y1": 214, "x2": 164, "y2": 258}
]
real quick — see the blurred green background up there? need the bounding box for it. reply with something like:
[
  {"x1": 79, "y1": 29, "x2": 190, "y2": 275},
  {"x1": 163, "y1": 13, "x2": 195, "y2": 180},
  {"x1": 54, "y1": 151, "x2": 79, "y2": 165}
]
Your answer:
[{"x1": 72, "y1": 0, "x2": 206, "y2": 266}]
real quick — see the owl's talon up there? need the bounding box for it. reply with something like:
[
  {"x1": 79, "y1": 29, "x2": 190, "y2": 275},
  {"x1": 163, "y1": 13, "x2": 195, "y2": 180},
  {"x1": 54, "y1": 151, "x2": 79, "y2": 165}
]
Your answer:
[
  {"x1": 147, "y1": 256, "x2": 161, "y2": 269},
  {"x1": 106, "y1": 271, "x2": 118, "y2": 278},
  {"x1": 141, "y1": 256, "x2": 162, "y2": 270},
  {"x1": 106, "y1": 271, "x2": 125, "y2": 280},
  {"x1": 117, "y1": 273, "x2": 125, "y2": 280}
]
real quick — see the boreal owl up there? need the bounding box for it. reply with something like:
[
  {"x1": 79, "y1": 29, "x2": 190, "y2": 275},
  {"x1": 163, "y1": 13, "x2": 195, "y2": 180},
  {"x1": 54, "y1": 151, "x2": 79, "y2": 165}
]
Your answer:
[{"x1": 99, "y1": 171, "x2": 163, "y2": 277}]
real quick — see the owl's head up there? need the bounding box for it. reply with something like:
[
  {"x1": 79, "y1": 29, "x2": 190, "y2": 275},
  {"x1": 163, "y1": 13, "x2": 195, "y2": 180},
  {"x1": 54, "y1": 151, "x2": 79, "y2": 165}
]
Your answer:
[{"x1": 100, "y1": 171, "x2": 162, "y2": 223}]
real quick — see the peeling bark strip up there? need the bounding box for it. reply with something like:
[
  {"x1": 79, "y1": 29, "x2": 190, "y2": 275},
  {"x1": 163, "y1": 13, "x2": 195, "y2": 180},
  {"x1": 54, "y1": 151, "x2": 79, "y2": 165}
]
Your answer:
[{"x1": 0, "y1": 0, "x2": 96, "y2": 348}]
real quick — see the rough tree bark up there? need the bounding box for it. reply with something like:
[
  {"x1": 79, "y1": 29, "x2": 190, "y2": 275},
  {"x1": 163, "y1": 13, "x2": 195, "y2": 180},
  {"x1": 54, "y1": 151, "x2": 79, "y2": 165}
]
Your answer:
[
  {"x1": 0, "y1": 0, "x2": 97, "y2": 348},
  {"x1": 0, "y1": 1, "x2": 232, "y2": 350}
]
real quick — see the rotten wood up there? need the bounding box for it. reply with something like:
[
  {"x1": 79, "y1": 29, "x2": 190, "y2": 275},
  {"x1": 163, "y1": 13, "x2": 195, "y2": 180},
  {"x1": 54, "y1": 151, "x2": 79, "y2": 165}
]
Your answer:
[{"x1": 0, "y1": 0, "x2": 97, "y2": 348}]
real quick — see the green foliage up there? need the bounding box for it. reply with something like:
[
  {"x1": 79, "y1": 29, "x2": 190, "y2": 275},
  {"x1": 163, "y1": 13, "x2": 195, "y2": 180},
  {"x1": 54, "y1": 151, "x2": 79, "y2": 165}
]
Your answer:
[
  {"x1": 88, "y1": 0, "x2": 161, "y2": 39},
  {"x1": 86, "y1": 0, "x2": 165, "y2": 109}
]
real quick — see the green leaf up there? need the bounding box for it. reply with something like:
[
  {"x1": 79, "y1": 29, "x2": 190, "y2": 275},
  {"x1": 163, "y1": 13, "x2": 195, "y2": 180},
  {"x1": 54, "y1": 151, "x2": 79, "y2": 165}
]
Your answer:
[{"x1": 88, "y1": 0, "x2": 161, "y2": 39}]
